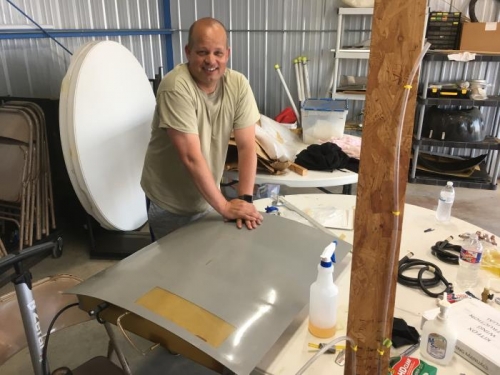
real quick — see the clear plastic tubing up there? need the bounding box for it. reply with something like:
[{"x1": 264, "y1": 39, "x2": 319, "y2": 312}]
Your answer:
[{"x1": 294, "y1": 335, "x2": 357, "y2": 375}]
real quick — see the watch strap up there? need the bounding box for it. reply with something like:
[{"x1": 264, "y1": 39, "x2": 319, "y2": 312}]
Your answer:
[{"x1": 238, "y1": 194, "x2": 253, "y2": 203}]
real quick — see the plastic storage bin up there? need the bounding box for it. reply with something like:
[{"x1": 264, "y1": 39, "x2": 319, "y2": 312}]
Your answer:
[{"x1": 301, "y1": 99, "x2": 348, "y2": 144}]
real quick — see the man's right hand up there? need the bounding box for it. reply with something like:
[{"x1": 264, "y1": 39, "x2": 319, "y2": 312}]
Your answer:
[{"x1": 223, "y1": 199, "x2": 263, "y2": 229}]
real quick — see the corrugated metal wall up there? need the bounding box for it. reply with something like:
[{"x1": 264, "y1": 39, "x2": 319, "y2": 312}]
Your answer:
[
  {"x1": 1, "y1": 0, "x2": 499, "y2": 107},
  {"x1": 0, "y1": 0, "x2": 166, "y2": 98},
  {"x1": 1, "y1": 0, "x2": 500, "y2": 173},
  {"x1": 169, "y1": 0, "x2": 340, "y2": 118},
  {"x1": 2, "y1": 0, "x2": 498, "y2": 113}
]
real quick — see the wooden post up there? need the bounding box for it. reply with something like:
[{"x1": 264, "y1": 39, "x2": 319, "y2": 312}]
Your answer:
[{"x1": 345, "y1": 1, "x2": 427, "y2": 374}]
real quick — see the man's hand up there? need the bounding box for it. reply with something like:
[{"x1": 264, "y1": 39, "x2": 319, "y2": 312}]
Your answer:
[{"x1": 223, "y1": 199, "x2": 263, "y2": 229}]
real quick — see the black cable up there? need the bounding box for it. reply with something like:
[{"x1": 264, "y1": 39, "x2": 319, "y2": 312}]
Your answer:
[
  {"x1": 41, "y1": 302, "x2": 79, "y2": 375},
  {"x1": 430, "y1": 238, "x2": 461, "y2": 265},
  {"x1": 398, "y1": 253, "x2": 453, "y2": 298}
]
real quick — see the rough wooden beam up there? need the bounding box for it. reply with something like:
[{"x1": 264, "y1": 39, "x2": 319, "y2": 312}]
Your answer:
[{"x1": 345, "y1": 1, "x2": 427, "y2": 374}]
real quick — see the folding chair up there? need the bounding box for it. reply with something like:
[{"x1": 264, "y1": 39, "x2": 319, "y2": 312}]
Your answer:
[
  {"x1": 1, "y1": 101, "x2": 58, "y2": 252},
  {"x1": 3, "y1": 105, "x2": 40, "y2": 243},
  {"x1": 0, "y1": 107, "x2": 34, "y2": 250},
  {"x1": 0, "y1": 239, "x2": 6, "y2": 258},
  {"x1": 6, "y1": 102, "x2": 56, "y2": 235}
]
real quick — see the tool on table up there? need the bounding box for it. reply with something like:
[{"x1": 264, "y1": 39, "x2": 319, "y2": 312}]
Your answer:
[
  {"x1": 481, "y1": 287, "x2": 494, "y2": 303},
  {"x1": 272, "y1": 195, "x2": 333, "y2": 237},
  {"x1": 400, "y1": 340, "x2": 420, "y2": 357},
  {"x1": 335, "y1": 349, "x2": 346, "y2": 366},
  {"x1": 308, "y1": 342, "x2": 345, "y2": 354}
]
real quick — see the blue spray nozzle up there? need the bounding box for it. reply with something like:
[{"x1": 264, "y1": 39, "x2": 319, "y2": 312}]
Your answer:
[{"x1": 265, "y1": 206, "x2": 279, "y2": 214}]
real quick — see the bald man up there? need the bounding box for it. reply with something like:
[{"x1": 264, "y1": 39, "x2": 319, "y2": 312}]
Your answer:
[{"x1": 141, "y1": 17, "x2": 263, "y2": 240}]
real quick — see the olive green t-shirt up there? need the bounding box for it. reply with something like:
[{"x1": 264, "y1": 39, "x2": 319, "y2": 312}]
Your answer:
[{"x1": 141, "y1": 64, "x2": 260, "y2": 215}]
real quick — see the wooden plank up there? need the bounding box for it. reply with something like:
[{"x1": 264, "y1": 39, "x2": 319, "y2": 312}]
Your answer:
[
  {"x1": 288, "y1": 162, "x2": 308, "y2": 176},
  {"x1": 345, "y1": 1, "x2": 427, "y2": 374}
]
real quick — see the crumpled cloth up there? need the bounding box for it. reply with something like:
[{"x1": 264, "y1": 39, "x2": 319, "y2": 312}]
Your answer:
[
  {"x1": 326, "y1": 134, "x2": 362, "y2": 159},
  {"x1": 392, "y1": 317, "x2": 420, "y2": 348},
  {"x1": 447, "y1": 52, "x2": 476, "y2": 61},
  {"x1": 294, "y1": 142, "x2": 350, "y2": 172}
]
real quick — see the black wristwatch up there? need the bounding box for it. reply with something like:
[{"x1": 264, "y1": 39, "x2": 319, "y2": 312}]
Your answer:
[{"x1": 238, "y1": 194, "x2": 253, "y2": 203}]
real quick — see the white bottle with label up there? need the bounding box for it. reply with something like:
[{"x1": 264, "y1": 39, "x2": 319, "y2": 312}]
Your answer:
[
  {"x1": 308, "y1": 241, "x2": 338, "y2": 339},
  {"x1": 420, "y1": 293, "x2": 457, "y2": 366}
]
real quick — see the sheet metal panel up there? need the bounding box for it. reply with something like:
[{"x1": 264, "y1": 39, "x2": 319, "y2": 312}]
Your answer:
[{"x1": 68, "y1": 213, "x2": 352, "y2": 375}]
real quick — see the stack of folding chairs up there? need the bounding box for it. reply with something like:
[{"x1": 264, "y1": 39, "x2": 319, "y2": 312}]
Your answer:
[{"x1": 0, "y1": 101, "x2": 56, "y2": 252}]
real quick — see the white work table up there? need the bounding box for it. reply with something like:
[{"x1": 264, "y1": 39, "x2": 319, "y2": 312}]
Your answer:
[
  {"x1": 253, "y1": 194, "x2": 500, "y2": 375},
  {"x1": 224, "y1": 168, "x2": 358, "y2": 195}
]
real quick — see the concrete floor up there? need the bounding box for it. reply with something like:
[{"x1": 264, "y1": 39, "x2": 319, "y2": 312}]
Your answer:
[{"x1": 1, "y1": 182, "x2": 499, "y2": 374}]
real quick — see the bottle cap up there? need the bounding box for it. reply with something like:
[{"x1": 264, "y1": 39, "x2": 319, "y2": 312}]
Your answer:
[{"x1": 446, "y1": 181, "x2": 453, "y2": 186}]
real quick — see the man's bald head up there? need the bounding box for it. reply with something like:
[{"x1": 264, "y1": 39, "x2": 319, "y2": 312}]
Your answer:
[{"x1": 187, "y1": 17, "x2": 229, "y2": 49}]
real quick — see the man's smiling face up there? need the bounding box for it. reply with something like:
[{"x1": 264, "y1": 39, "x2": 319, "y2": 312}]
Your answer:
[{"x1": 185, "y1": 21, "x2": 230, "y2": 94}]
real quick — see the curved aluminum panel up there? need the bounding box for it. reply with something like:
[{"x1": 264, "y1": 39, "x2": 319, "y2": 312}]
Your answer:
[{"x1": 68, "y1": 213, "x2": 352, "y2": 374}]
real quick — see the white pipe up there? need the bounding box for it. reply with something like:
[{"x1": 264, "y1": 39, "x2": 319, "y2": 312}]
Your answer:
[
  {"x1": 294, "y1": 58, "x2": 304, "y2": 103},
  {"x1": 297, "y1": 56, "x2": 306, "y2": 102},
  {"x1": 274, "y1": 64, "x2": 301, "y2": 124},
  {"x1": 302, "y1": 56, "x2": 312, "y2": 99}
]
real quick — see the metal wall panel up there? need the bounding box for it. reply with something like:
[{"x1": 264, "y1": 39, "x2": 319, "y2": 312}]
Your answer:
[
  {"x1": 171, "y1": 0, "x2": 341, "y2": 118},
  {"x1": 170, "y1": 0, "x2": 500, "y2": 119},
  {"x1": 0, "y1": 0, "x2": 166, "y2": 98}
]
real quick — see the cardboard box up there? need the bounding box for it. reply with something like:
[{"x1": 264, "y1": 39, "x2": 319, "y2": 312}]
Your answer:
[
  {"x1": 460, "y1": 22, "x2": 500, "y2": 53},
  {"x1": 301, "y1": 99, "x2": 348, "y2": 144},
  {"x1": 422, "y1": 298, "x2": 500, "y2": 375}
]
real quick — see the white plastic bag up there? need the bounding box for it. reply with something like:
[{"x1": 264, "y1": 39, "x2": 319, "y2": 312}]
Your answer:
[{"x1": 257, "y1": 115, "x2": 303, "y2": 162}]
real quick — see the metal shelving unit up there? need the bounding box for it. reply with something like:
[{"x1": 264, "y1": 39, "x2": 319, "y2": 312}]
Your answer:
[
  {"x1": 410, "y1": 52, "x2": 500, "y2": 190},
  {"x1": 330, "y1": 7, "x2": 373, "y2": 102}
]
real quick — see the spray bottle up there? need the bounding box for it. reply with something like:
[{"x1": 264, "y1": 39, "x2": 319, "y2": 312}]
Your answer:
[
  {"x1": 308, "y1": 241, "x2": 338, "y2": 338},
  {"x1": 420, "y1": 292, "x2": 457, "y2": 366}
]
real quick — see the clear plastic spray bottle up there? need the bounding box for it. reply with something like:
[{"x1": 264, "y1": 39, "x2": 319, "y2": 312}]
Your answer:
[{"x1": 308, "y1": 241, "x2": 338, "y2": 338}]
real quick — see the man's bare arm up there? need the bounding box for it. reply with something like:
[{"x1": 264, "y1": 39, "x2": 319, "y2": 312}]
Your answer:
[{"x1": 167, "y1": 128, "x2": 262, "y2": 225}]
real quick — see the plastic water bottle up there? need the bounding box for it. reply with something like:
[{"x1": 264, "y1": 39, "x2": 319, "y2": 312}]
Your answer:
[
  {"x1": 435, "y1": 181, "x2": 455, "y2": 222},
  {"x1": 456, "y1": 234, "x2": 483, "y2": 289}
]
